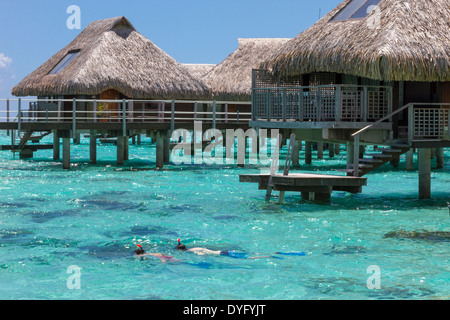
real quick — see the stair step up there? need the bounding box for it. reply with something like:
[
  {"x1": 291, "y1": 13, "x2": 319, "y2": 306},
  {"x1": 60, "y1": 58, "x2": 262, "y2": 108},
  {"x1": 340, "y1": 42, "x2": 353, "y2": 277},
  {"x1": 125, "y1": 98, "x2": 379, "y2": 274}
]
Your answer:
[
  {"x1": 349, "y1": 163, "x2": 373, "y2": 168},
  {"x1": 383, "y1": 148, "x2": 404, "y2": 153},
  {"x1": 386, "y1": 142, "x2": 410, "y2": 148},
  {"x1": 360, "y1": 158, "x2": 384, "y2": 163},
  {"x1": 372, "y1": 154, "x2": 393, "y2": 158}
]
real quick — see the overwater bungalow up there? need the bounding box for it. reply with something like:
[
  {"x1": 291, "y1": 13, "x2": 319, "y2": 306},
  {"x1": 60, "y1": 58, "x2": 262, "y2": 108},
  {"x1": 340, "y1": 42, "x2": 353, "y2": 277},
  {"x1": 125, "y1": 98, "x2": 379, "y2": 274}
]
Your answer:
[
  {"x1": 11, "y1": 16, "x2": 212, "y2": 122},
  {"x1": 203, "y1": 38, "x2": 290, "y2": 121},
  {"x1": 249, "y1": 0, "x2": 449, "y2": 198}
]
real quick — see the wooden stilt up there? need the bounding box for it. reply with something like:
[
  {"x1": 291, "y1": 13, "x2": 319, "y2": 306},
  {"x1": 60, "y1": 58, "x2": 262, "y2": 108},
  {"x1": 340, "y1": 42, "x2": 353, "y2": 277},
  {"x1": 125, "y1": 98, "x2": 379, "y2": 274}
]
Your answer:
[
  {"x1": 305, "y1": 141, "x2": 312, "y2": 165},
  {"x1": 89, "y1": 130, "x2": 96, "y2": 164},
  {"x1": 63, "y1": 138, "x2": 70, "y2": 170},
  {"x1": 335, "y1": 144, "x2": 340, "y2": 155},
  {"x1": 329, "y1": 143, "x2": 335, "y2": 158},
  {"x1": 164, "y1": 131, "x2": 170, "y2": 163},
  {"x1": 418, "y1": 148, "x2": 431, "y2": 199},
  {"x1": 292, "y1": 140, "x2": 299, "y2": 167},
  {"x1": 317, "y1": 143, "x2": 323, "y2": 159},
  {"x1": 53, "y1": 130, "x2": 60, "y2": 161},
  {"x1": 405, "y1": 149, "x2": 414, "y2": 171},
  {"x1": 156, "y1": 131, "x2": 164, "y2": 168},
  {"x1": 124, "y1": 136, "x2": 129, "y2": 161},
  {"x1": 436, "y1": 148, "x2": 444, "y2": 169},
  {"x1": 117, "y1": 136, "x2": 124, "y2": 166},
  {"x1": 346, "y1": 142, "x2": 354, "y2": 167}
]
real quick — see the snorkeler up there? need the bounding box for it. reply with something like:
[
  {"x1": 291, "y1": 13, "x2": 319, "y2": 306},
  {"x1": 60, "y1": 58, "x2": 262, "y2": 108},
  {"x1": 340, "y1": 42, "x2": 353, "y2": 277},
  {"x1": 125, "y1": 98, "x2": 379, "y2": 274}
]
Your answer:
[
  {"x1": 134, "y1": 244, "x2": 177, "y2": 263},
  {"x1": 175, "y1": 239, "x2": 306, "y2": 259},
  {"x1": 176, "y1": 240, "x2": 248, "y2": 258}
]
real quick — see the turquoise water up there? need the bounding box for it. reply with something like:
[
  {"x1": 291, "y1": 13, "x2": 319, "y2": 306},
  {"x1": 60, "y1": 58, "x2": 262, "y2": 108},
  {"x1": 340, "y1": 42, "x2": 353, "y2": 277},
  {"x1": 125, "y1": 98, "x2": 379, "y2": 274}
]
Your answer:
[{"x1": 0, "y1": 132, "x2": 448, "y2": 300}]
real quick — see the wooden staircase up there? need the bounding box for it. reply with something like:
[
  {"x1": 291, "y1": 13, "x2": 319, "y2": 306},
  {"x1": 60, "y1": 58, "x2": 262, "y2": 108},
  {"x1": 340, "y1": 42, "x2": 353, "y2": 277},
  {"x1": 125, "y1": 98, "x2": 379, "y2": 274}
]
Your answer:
[
  {"x1": 339, "y1": 140, "x2": 411, "y2": 177},
  {"x1": 17, "y1": 130, "x2": 35, "y2": 151}
]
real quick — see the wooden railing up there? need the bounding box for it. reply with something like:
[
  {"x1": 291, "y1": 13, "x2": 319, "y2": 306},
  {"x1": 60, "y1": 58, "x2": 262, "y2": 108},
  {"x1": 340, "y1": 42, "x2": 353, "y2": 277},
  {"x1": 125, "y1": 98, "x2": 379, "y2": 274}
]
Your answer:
[
  {"x1": 252, "y1": 84, "x2": 393, "y2": 123},
  {"x1": 0, "y1": 98, "x2": 252, "y2": 136},
  {"x1": 409, "y1": 103, "x2": 450, "y2": 142}
]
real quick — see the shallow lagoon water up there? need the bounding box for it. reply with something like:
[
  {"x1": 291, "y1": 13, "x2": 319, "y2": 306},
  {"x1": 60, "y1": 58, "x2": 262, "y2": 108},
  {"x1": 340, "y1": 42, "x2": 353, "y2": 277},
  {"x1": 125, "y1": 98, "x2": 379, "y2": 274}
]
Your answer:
[{"x1": 0, "y1": 133, "x2": 448, "y2": 300}]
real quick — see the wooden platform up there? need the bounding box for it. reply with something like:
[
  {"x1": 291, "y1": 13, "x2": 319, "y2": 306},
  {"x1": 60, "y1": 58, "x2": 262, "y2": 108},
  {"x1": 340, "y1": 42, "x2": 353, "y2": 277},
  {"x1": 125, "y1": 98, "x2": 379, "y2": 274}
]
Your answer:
[{"x1": 239, "y1": 172, "x2": 367, "y2": 201}]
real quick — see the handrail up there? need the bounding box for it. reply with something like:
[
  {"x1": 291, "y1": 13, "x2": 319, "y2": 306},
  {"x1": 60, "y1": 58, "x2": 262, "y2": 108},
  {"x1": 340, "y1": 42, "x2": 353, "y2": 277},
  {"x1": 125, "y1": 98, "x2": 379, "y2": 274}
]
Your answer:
[
  {"x1": 349, "y1": 103, "x2": 450, "y2": 177},
  {"x1": 350, "y1": 103, "x2": 413, "y2": 177},
  {"x1": 351, "y1": 103, "x2": 413, "y2": 137},
  {"x1": 253, "y1": 84, "x2": 393, "y2": 91},
  {"x1": 0, "y1": 98, "x2": 253, "y2": 139}
]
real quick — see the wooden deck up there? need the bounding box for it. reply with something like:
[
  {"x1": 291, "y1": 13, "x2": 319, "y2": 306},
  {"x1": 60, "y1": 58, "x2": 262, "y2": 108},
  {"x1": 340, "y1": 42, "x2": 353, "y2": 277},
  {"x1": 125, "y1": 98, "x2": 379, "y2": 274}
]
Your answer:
[{"x1": 240, "y1": 172, "x2": 367, "y2": 201}]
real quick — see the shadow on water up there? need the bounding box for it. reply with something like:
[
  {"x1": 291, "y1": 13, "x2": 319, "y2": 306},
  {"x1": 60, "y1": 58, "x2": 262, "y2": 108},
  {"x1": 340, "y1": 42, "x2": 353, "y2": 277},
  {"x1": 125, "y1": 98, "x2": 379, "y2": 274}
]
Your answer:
[
  {"x1": 384, "y1": 230, "x2": 450, "y2": 242},
  {"x1": 28, "y1": 209, "x2": 82, "y2": 223}
]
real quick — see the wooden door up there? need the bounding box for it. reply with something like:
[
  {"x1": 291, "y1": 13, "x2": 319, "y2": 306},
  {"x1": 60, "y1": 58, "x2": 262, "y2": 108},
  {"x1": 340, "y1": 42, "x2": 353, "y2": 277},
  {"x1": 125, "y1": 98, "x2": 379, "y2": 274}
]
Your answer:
[{"x1": 100, "y1": 89, "x2": 121, "y2": 121}]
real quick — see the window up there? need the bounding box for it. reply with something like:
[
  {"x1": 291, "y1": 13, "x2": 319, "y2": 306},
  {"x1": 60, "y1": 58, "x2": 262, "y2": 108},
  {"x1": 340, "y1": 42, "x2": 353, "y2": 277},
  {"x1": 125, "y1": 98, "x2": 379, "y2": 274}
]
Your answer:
[
  {"x1": 331, "y1": 0, "x2": 381, "y2": 21},
  {"x1": 49, "y1": 50, "x2": 80, "y2": 74}
]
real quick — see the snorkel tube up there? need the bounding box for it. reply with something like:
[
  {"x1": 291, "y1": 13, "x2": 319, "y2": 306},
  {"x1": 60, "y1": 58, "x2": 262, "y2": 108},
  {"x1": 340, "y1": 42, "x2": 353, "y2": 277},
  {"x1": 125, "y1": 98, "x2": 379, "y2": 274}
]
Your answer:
[
  {"x1": 134, "y1": 244, "x2": 145, "y2": 255},
  {"x1": 176, "y1": 239, "x2": 187, "y2": 251}
]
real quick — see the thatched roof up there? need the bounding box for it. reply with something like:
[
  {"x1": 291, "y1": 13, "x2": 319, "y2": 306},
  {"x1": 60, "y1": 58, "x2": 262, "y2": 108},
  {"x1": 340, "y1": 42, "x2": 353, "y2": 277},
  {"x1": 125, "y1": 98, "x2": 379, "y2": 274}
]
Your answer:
[
  {"x1": 263, "y1": 0, "x2": 450, "y2": 82},
  {"x1": 12, "y1": 16, "x2": 212, "y2": 99},
  {"x1": 203, "y1": 38, "x2": 290, "y2": 101},
  {"x1": 182, "y1": 64, "x2": 215, "y2": 79}
]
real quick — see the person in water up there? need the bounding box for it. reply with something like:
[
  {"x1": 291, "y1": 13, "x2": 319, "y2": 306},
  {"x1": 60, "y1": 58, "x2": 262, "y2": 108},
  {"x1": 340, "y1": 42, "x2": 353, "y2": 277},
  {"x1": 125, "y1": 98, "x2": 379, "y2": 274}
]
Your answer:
[
  {"x1": 175, "y1": 239, "x2": 306, "y2": 259},
  {"x1": 134, "y1": 244, "x2": 177, "y2": 263},
  {"x1": 175, "y1": 240, "x2": 249, "y2": 258}
]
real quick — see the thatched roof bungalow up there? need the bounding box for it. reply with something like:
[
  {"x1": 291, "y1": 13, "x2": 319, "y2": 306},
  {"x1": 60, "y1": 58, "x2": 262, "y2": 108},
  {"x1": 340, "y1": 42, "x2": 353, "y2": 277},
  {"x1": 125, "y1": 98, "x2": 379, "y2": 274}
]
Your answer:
[
  {"x1": 261, "y1": 0, "x2": 450, "y2": 104},
  {"x1": 12, "y1": 16, "x2": 212, "y2": 100},
  {"x1": 204, "y1": 38, "x2": 290, "y2": 101}
]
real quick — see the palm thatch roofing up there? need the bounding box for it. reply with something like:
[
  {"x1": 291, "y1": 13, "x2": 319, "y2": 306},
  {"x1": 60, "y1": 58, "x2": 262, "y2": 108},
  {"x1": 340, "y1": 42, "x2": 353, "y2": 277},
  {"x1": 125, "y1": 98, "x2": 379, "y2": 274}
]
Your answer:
[
  {"x1": 182, "y1": 64, "x2": 215, "y2": 79},
  {"x1": 262, "y1": 0, "x2": 450, "y2": 82},
  {"x1": 12, "y1": 16, "x2": 212, "y2": 99},
  {"x1": 203, "y1": 38, "x2": 290, "y2": 101}
]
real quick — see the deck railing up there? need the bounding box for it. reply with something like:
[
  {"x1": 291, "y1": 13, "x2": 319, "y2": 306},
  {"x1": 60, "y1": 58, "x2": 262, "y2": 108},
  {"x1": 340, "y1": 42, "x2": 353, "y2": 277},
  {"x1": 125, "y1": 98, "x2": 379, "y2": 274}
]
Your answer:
[
  {"x1": 0, "y1": 98, "x2": 252, "y2": 135},
  {"x1": 252, "y1": 84, "x2": 393, "y2": 123},
  {"x1": 409, "y1": 103, "x2": 450, "y2": 142}
]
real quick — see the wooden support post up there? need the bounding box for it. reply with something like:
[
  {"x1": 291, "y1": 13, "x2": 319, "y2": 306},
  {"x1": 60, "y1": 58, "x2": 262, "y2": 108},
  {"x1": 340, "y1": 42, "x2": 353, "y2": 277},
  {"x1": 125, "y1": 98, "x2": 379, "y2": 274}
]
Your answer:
[
  {"x1": 305, "y1": 141, "x2": 312, "y2": 165},
  {"x1": 156, "y1": 131, "x2": 164, "y2": 168},
  {"x1": 405, "y1": 149, "x2": 414, "y2": 171},
  {"x1": 163, "y1": 131, "x2": 170, "y2": 163},
  {"x1": 418, "y1": 148, "x2": 431, "y2": 199},
  {"x1": 74, "y1": 133, "x2": 81, "y2": 145},
  {"x1": 89, "y1": 130, "x2": 96, "y2": 164},
  {"x1": 72, "y1": 98, "x2": 76, "y2": 140},
  {"x1": 347, "y1": 142, "x2": 354, "y2": 167},
  {"x1": 124, "y1": 136, "x2": 129, "y2": 161},
  {"x1": 292, "y1": 140, "x2": 299, "y2": 167},
  {"x1": 436, "y1": 148, "x2": 444, "y2": 169},
  {"x1": 329, "y1": 143, "x2": 335, "y2": 158},
  {"x1": 63, "y1": 138, "x2": 71, "y2": 170},
  {"x1": 53, "y1": 130, "x2": 60, "y2": 161},
  {"x1": 137, "y1": 134, "x2": 141, "y2": 145},
  {"x1": 317, "y1": 142, "x2": 323, "y2": 159},
  {"x1": 335, "y1": 144, "x2": 340, "y2": 155},
  {"x1": 301, "y1": 191, "x2": 331, "y2": 202},
  {"x1": 117, "y1": 136, "x2": 124, "y2": 166}
]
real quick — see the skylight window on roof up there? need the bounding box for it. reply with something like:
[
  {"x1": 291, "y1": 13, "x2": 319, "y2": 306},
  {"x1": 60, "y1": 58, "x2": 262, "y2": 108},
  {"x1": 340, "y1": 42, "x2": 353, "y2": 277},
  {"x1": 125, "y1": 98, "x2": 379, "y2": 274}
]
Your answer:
[
  {"x1": 331, "y1": 0, "x2": 382, "y2": 21},
  {"x1": 49, "y1": 50, "x2": 80, "y2": 75}
]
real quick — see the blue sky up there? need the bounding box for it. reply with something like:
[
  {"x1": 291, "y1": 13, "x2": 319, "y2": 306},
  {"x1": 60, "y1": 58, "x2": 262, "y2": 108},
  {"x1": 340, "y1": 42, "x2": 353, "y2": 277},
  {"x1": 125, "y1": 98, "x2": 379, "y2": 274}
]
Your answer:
[{"x1": 0, "y1": 0, "x2": 342, "y2": 98}]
